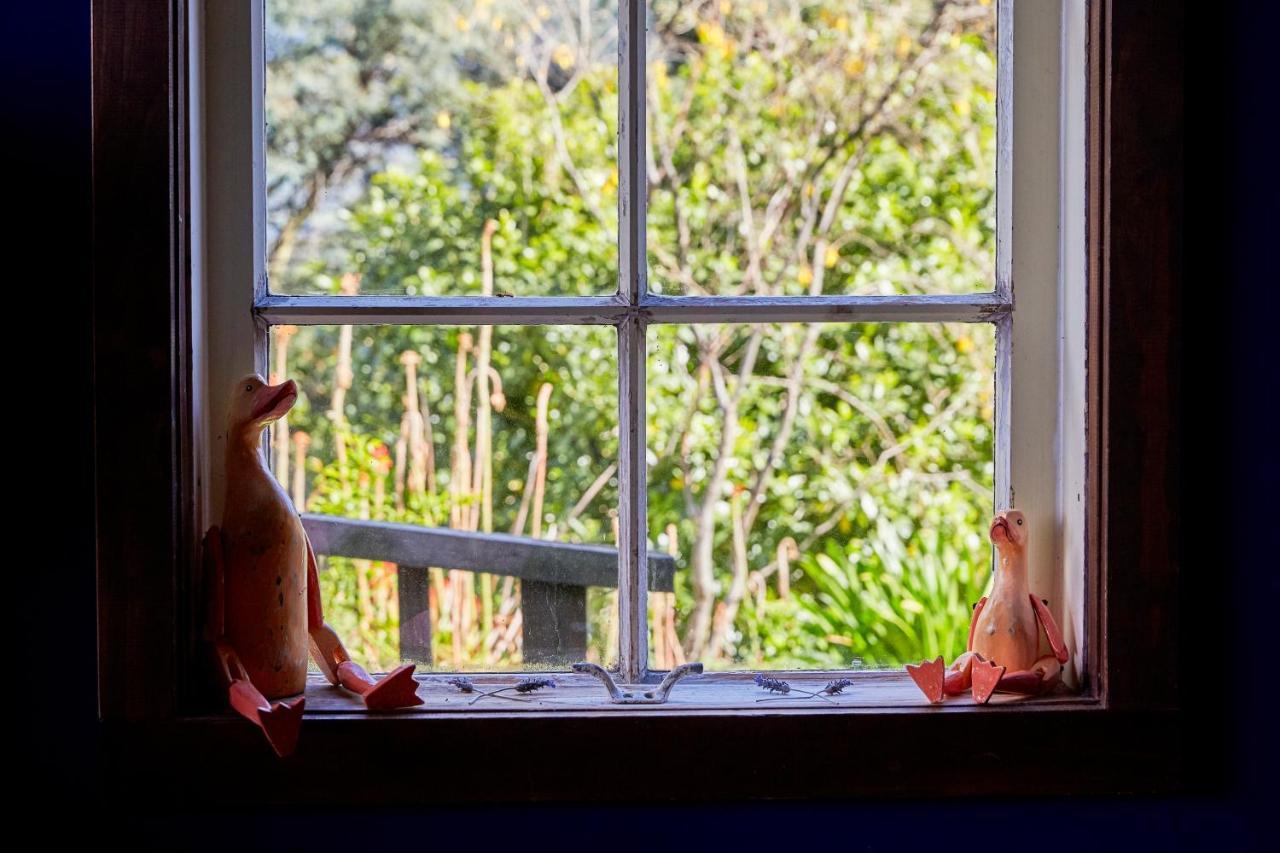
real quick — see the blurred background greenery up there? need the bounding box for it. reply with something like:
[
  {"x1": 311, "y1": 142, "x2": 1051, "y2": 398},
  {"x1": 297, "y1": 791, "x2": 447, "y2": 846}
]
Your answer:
[{"x1": 265, "y1": 0, "x2": 996, "y2": 673}]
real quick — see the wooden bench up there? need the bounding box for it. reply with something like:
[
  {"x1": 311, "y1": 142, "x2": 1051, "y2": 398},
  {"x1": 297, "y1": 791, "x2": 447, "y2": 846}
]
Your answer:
[{"x1": 302, "y1": 514, "x2": 676, "y2": 665}]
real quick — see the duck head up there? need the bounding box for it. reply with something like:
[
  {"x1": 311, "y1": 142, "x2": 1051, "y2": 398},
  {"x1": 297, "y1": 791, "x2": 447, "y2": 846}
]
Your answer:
[
  {"x1": 989, "y1": 508, "x2": 1028, "y2": 554},
  {"x1": 228, "y1": 373, "x2": 297, "y2": 443}
]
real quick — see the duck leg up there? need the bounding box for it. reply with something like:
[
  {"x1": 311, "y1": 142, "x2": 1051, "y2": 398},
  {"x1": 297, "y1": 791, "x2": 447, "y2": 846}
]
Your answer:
[
  {"x1": 907, "y1": 651, "x2": 992, "y2": 703},
  {"x1": 995, "y1": 655, "x2": 1062, "y2": 695},
  {"x1": 215, "y1": 640, "x2": 304, "y2": 757},
  {"x1": 305, "y1": 535, "x2": 423, "y2": 710},
  {"x1": 906, "y1": 597, "x2": 990, "y2": 703}
]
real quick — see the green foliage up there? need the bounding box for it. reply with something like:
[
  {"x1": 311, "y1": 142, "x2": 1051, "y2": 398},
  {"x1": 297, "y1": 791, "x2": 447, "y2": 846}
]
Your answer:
[
  {"x1": 337, "y1": 70, "x2": 617, "y2": 298},
  {"x1": 267, "y1": 0, "x2": 1000, "y2": 673},
  {"x1": 646, "y1": 0, "x2": 996, "y2": 297},
  {"x1": 793, "y1": 505, "x2": 990, "y2": 668}
]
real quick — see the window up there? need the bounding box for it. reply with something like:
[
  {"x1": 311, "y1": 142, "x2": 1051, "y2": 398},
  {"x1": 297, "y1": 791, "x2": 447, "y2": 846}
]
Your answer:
[
  {"x1": 94, "y1": 0, "x2": 1191, "y2": 800},
  {"x1": 198, "y1": 0, "x2": 1090, "y2": 692}
]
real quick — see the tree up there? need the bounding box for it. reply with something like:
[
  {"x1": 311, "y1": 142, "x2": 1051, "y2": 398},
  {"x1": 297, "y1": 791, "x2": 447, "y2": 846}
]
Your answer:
[{"x1": 269, "y1": 0, "x2": 999, "y2": 672}]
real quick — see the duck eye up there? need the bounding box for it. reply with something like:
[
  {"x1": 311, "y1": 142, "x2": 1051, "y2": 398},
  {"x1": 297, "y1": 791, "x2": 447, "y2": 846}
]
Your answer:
[
  {"x1": 1016, "y1": 518, "x2": 1023, "y2": 525},
  {"x1": 246, "y1": 384, "x2": 253, "y2": 392}
]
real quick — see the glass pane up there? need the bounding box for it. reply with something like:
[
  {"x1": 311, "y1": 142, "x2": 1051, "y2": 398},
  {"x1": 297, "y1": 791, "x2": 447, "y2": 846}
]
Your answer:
[
  {"x1": 647, "y1": 322, "x2": 995, "y2": 671},
  {"x1": 647, "y1": 0, "x2": 997, "y2": 296},
  {"x1": 265, "y1": 1, "x2": 618, "y2": 296},
  {"x1": 268, "y1": 324, "x2": 620, "y2": 672}
]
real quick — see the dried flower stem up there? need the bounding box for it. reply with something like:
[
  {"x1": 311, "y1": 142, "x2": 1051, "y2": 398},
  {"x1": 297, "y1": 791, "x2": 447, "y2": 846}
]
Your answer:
[
  {"x1": 752, "y1": 673, "x2": 852, "y2": 703},
  {"x1": 465, "y1": 686, "x2": 535, "y2": 701},
  {"x1": 467, "y1": 677, "x2": 557, "y2": 706},
  {"x1": 755, "y1": 688, "x2": 835, "y2": 704}
]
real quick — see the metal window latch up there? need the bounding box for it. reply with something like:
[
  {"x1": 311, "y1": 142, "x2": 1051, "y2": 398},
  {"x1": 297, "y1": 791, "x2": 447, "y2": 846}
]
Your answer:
[{"x1": 572, "y1": 662, "x2": 704, "y2": 704}]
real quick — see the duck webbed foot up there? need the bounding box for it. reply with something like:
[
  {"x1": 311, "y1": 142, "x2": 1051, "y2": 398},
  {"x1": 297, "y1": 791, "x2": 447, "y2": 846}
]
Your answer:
[{"x1": 338, "y1": 661, "x2": 424, "y2": 710}]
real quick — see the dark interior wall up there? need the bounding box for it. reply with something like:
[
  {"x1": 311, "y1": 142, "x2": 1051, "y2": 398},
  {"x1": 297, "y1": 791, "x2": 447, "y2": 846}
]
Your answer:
[
  {"x1": 6, "y1": 0, "x2": 99, "y2": 810},
  {"x1": 8, "y1": 0, "x2": 1273, "y2": 844}
]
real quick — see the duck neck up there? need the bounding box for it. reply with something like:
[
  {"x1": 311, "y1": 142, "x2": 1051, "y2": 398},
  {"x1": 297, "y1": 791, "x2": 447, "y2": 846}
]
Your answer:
[
  {"x1": 225, "y1": 426, "x2": 271, "y2": 487},
  {"x1": 991, "y1": 545, "x2": 1028, "y2": 599}
]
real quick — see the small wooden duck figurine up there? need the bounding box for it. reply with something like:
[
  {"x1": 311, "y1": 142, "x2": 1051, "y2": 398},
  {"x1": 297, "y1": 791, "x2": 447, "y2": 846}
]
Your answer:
[
  {"x1": 203, "y1": 374, "x2": 422, "y2": 756},
  {"x1": 906, "y1": 509, "x2": 1069, "y2": 704}
]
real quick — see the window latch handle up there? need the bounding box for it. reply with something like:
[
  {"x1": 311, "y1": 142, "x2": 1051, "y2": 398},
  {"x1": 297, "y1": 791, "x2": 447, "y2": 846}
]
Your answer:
[{"x1": 572, "y1": 661, "x2": 704, "y2": 704}]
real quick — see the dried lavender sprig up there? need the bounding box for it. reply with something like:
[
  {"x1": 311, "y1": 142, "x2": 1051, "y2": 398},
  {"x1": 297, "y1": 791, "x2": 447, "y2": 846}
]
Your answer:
[
  {"x1": 468, "y1": 676, "x2": 558, "y2": 705},
  {"x1": 514, "y1": 677, "x2": 558, "y2": 693},
  {"x1": 443, "y1": 675, "x2": 528, "y2": 704},
  {"x1": 752, "y1": 672, "x2": 836, "y2": 703},
  {"x1": 753, "y1": 673, "x2": 791, "y2": 694},
  {"x1": 820, "y1": 678, "x2": 854, "y2": 696}
]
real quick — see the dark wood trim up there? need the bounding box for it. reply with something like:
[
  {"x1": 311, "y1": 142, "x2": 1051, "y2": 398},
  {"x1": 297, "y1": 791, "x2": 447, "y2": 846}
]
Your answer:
[
  {"x1": 99, "y1": 706, "x2": 1182, "y2": 806},
  {"x1": 1096, "y1": 0, "x2": 1183, "y2": 711},
  {"x1": 89, "y1": 0, "x2": 1192, "y2": 800},
  {"x1": 92, "y1": 0, "x2": 191, "y2": 721},
  {"x1": 1083, "y1": 0, "x2": 1106, "y2": 707}
]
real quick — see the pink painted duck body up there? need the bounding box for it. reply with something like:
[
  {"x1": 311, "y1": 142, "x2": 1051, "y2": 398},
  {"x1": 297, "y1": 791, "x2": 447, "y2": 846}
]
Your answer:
[
  {"x1": 204, "y1": 373, "x2": 423, "y2": 757},
  {"x1": 905, "y1": 509, "x2": 1069, "y2": 704},
  {"x1": 222, "y1": 376, "x2": 309, "y2": 698},
  {"x1": 970, "y1": 511, "x2": 1041, "y2": 673}
]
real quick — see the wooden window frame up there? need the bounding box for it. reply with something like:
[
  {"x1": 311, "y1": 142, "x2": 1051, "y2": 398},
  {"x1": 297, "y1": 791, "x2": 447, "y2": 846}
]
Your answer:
[{"x1": 93, "y1": 0, "x2": 1189, "y2": 803}]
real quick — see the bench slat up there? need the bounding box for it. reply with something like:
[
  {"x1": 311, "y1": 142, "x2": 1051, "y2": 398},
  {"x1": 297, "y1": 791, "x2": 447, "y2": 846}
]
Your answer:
[{"x1": 302, "y1": 514, "x2": 675, "y2": 592}]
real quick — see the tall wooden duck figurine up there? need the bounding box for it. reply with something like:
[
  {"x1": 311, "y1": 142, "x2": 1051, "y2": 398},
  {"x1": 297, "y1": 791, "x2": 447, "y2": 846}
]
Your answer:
[
  {"x1": 203, "y1": 374, "x2": 423, "y2": 757},
  {"x1": 906, "y1": 509, "x2": 1069, "y2": 704}
]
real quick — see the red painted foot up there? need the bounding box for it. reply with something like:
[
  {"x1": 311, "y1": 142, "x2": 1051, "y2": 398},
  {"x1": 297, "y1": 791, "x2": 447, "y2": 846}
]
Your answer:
[
  {"x1": 362, "y1": 663, "x2": 424, "y2": 710},
  {"x1": 906, "y1": 656, "x2": 946, "y2": 703},
  {"x1": 229, "y1": 681, "x2": 304, "y2": 757},
  {"x1": 258, "y1": 696, "x2": 305, "y2": 757},
  {"x1": 970, "y1": 659, "x2": 1006, "y2": 704}
]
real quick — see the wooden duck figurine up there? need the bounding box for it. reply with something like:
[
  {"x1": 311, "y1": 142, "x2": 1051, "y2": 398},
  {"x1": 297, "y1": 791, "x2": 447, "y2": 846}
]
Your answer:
[
  {"x1": 905, "y1": 509, "x2": 1069, "y2": 704},
  {"x1": 203, "y1": 374, "x2": 422, "y2": 756}
]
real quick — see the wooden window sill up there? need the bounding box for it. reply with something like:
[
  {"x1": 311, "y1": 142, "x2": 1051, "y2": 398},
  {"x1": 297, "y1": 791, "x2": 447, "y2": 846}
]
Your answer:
[
  {"x1": 303, "y1": 670, "x2": 1096, "y2": 717},
  {"x1": 99, "y1": 671, "x2": 1185, "y2": 806}
]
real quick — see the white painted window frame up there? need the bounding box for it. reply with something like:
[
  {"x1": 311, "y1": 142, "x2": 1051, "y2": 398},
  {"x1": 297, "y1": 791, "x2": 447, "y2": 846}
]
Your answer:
[{"x1": 192, "y1": 0, "x2": 1090, "y2": 685}]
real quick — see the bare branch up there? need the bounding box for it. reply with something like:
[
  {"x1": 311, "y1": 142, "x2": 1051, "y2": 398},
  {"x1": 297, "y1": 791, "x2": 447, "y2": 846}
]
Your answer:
[{"x1": 685, "y1": 328, "x2": 763, "y2": 660}]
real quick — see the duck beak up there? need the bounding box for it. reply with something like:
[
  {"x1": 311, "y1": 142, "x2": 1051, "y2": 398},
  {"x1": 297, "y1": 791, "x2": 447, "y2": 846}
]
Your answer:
[
  {"x1": 989, "y1": 516, "x2": 1012, "y2": 544},
  {"x1": 250, "y1": 379, "x2": 298, "y2": 423}
]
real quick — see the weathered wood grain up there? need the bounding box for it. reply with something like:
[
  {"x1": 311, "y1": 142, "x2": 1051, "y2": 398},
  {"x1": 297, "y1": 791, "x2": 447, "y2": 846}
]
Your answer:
[
  {"x1": 302, "y1": 514, "x2": 675, "y2": 591},
  {"x1": 396, "y1": 566, "x2": 432, "y2": 664},
  {"x1": 93, "y1": 0, "x2": 189, "y2": 721},
  {"x1": 1098, "y1": 0, "x2": 1183, "y2": 710},
  {"x1": 303, "y1": 669, "x2": 1090, "y2": 715},
  {"x1": 520, "y1": 580, "x2": 588, "y2": 664}
]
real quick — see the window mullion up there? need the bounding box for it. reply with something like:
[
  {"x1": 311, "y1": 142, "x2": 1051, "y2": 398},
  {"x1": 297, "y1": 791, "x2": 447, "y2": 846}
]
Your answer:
[
  {"x1": 617, "y1": 0, "x2": 649, "y2": 681},
  {"x1": 616, "y1": 313, "x2": 648, "y2": 681},
  {"x1": 992, "y1": 0, "x2": 1014, "y2": 508},
  {"x1": 996, "y1": 0, "x2": 1013, "y2": 301},
  {"x1": 619, "y1": 0, "x2": 647, "y2": 305}
]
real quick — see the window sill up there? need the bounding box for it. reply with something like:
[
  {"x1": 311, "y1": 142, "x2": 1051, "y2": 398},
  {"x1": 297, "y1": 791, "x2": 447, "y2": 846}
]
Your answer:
[
  {"x1": 304, "y1": 669, "x2": 1094, "y2": 717},
  {"x1": 97, "y1": 672, "x2": 1189, "y2": 806}
]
